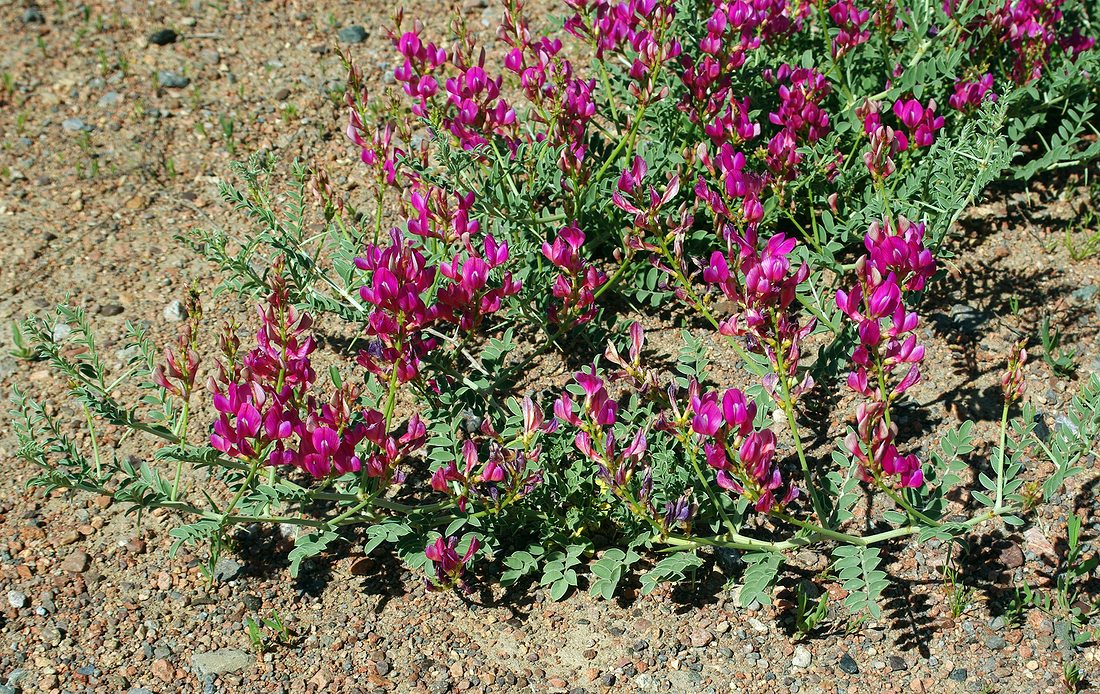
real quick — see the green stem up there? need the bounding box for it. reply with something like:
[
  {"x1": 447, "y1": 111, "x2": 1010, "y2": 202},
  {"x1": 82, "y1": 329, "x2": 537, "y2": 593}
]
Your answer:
[
  {"x1": 170, "y1": 400, "x2": 190, "y2": 501},
  {"x1": 874, "y1": 473, "x2": 941, "y2": 527},
  {"x1": 222, "y1": 457, "x2": 262, "y2": 519},
  {"x1": 83, "y1": 404, "x2": 102, "y2": 480},
  {"x1": 995, "y1": 398, "x2": 1010, "y2": 510},
  {"x1": 686, "y1": 440, "x2": 739, "y2": 537},
  {"x1": 773, "y1": 348, "x2": 827, "y2": 525}
]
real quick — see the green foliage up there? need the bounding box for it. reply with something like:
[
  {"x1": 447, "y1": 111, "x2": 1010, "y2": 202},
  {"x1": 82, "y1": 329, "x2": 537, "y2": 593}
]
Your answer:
[{"x1": 832, "y1": 545, "x2": 889, "y2": 619}]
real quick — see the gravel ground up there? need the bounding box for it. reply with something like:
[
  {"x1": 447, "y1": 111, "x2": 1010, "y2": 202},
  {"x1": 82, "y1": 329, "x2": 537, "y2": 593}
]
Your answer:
[{"x1": 2, "y1": 1, "x2": 1100, "y2": 693}]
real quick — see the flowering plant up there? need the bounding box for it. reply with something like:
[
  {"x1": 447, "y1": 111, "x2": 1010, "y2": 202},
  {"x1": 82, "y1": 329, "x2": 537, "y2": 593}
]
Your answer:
[{"x1": 11, "y1": 0, "x2": 1100, "y2": 618}]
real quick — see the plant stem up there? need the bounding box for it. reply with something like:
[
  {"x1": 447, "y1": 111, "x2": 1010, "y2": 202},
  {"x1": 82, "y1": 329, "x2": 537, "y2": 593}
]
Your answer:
[
  {"x1": 82, "y1": 404, "x2": 102, "y2": 480},
  {"x1": 170, "y1": 400, "x2": 190, "y2": 501},
  {"x1": 995, "y1": 398, "x2": 1010, "y2": 511},
  {"x1": 222, "y1": 457, "x2": 262, "y2": 519},
  {"x1": 773, "y1": 349, "x2": 827, "y2": 525}
]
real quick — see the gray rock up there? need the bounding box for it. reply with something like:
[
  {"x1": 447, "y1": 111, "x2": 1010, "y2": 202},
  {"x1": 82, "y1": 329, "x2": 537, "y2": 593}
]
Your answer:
[
  {"x1": 149, "y1": 29, "x2": 178, "y2": 46},
  {"x1": 99, "y1": 303, "x2": 124, "y2": 316},
  {"x1": 128, "y1": 689, "x2": 155, "y2": 694},
  {"x1": 6, "y1": 669, "x2": 27, "y2": 685},
  {"x1": 199, "y1": 49, "x2": 221, "y2": 65},
  {"x1": 6, "y1": 591, "x2": 26, "y2": 609},
  {"x1": 214, "y1": 557, "x2": 242, "y2": 582},
  {"x1": 22, "y1": 7, "x2": 45, "y2": 23},
  {"x1": 157, "y1": 71, "x2": 190, "y2": 89},
  {"x1": 190, "y1": 649, "x2": 252, "y2": 676},
  {"x1": 888, "y1": 655, "x2": 907, "y2": 671},
  {"x1": 838, "y1": 654, "x2": 859, "y2": 675},
  {"x1": 948, "y1": 668, "x2": 968, "y2": 681},
  {"x1": 1070, "y1": 284, "x2": 1098, "y2": 304},
  {"x1": 51, "y1": 322, "x2": 72, "y2": 341},
  {"x1": 163, "y1": 300, "x2": 186, "y2": 322},
  {"x1": 337, "y1": 25, "x2": 368, "y2": 43},
  {"x1": 97, "y1": 91, "x2": 121, "y2": 107},
  {"x1": 792, "y1": 646, "x2": 811, "y2": 668},
  {"x1": 983, "y1": 635, "x2": 1006, "y2": 650},
  {"x1": 62, "y1": 118, "x2": 88, "y2": 132}
]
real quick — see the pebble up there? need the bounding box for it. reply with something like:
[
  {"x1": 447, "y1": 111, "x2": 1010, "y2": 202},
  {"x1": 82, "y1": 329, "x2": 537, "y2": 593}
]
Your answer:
[
  {"x1": 99, "y1": 304, "x2": 124, "y2": 316},
  {"x1": 6, "y1": 591, "x2": 26, "y2": 609},
  {"x1": 792, "y1": 646, "x2": 811, "y2": 668},
  {"x1": 1070, "y1": 284, "x2": 1097, "y2": 304},
  {"x1": 838, "y1": 654, "x2": 859, "y2": 675},
  {"x1": 50, "y1": 322, "x2": 71, "y2": 342},
  {"x1": 190, "y1": 649, "x2": 252, "y2": 676},
  {"x1": 214, "y1": 557, "x2": 242, "y2": 582},
  {"x1": 274, "y1": 87, "x2": 291, "y2": 101},
  {"x1": 62, "y1": 118, "x2": 88, "y2": 132},
  {"x1": 949, "y1": 668, "x2": 967, "y2": 681},
  {"x1": 163, "y1": 300, "x2": 187, "y2": 322},
  {"x1": 337, "y1": 25, "x2": 368, "y2": 43},
  {"x1": 149, "y1": 28, "x2": 178, "y2": 45},
  {"x1": 60, "y1": 550, "x2": 90, "y2": 573},
  {"x1": 157, "y1": 71, "x2": 191, "y2": 89},
  {"x1": 22, "y1": 7, "x2": 45, "y2": 23},
  {"x1": 888, "y1": 655, "x2": 907, "y2": 671},
  {"x1": 98, "y1": 91, "x2": 121, "y2": 108}
]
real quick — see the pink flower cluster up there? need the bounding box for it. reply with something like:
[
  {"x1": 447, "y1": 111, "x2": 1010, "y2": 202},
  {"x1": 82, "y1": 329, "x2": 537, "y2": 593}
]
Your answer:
[
  {"x1": 563, "y1": 0, "x2": 683, "y2": 99},
  {"x1": 953, "y1": 0, "x2": 1096, "y2": 83},
  {"x1": 835, "y1": 217, "x2": 935, "y2": 488},
  {"x1": 828, "y1": 0, "x2": 871, "y2": 58},
  {"x1": 443, "y1": 55, "x2": 517, "y2": 151},
  {"x1": 430, "y1": 397, "x2": 545, "y2": 512},
  {"x1": 393, "y1": 25, "x2": 447, "y2": 117},
  {"x1": 555, "y1": 367, "x2": 679, "y2": 529},
  {"x1": 691, "y1": 386, "x2": 799, "y2": 513},
  {"x1": 437, "y1": 235, "x2": 522, "y2": 333},
  {"x1": 678, "y1": 0, "x2": 795, "y2": 143},
  {"x1": 948, "y1": 74, "x2": 997, "y2": 112},
  {"x1": 356, "y1": 230, "x2": 440, "y2": 384},
  {"x1": 696, "y1": 146, "x2": 766, "y2": 230},
  {"x1": 763, "y1": 65, "x2": 832, "y2": 180},
  {"x1": 425, "y1": 535, "x2": 480, "y2": 593},
  {"x1": 502, "y1": 7, "x2": 597, "y2": 178},
  {"x1": 541, "y1": 223, "x2": 607, "y2": 327},
  {"x1": 703, "y1": 230, "x2": 815, "y2": 399},
  {"x1": 208, "y1": 282, "x2": 418, "y2": 482}
]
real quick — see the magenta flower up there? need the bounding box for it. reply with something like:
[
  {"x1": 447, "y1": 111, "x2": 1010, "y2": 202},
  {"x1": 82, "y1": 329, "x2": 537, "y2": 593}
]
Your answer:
[{"x1": 425, "y1": 535, "x2": 480, "y2": 592}]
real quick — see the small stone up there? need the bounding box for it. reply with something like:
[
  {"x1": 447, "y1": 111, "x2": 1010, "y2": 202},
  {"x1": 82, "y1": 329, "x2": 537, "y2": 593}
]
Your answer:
[
  {"x1": 6, "y1": 591, "x2": 26, "y2": 609},
  {"x1": 948, "y1": 669, "x2": 968, "y2": 682},
  {"x1": 983, "y1": 635, "x2": 1006, "y2": 650},
  {"x1": 61, "y1": 550, "x2": 90, "y2": 573},
  {"x1": 51, "y1": 323, "x2": 71, "y2": 341},
  {"x1": 274, "y1": 87, "x2": 291, "y2": 101},
  {"x1": 999, "y1": 543, "x2": 1024, "y2": 569},
  {"x1": 349, "y1": 558, "x2": 374, "y2": 576},
  {"x1": 337, "y1": 25, "x2": 368, "y2": 43},
  {"x1": 213, "y1": 557, "x2": 242, "y2": 582},
  {"x1": 838, "y1": 654, "x2": 859, "y2": 675},
  {"x1": 792, "y1": 646, "x2": 811, "y2": 669},
  {"x1": 99, "y1": 304, "x2": 124, "y2": 317},
  {"x1": 909, "y1": 677, "x2": 924, "y2": 693},
  {"x1": 1070, "y1": 285, "x2": 1098, "y2": 304},
  {"x1": 126, "y1": 538, "x2": 146, "y2": 554},
  {"x1": 151, "y1": 659, "x2": 173, "y2": 682},
  {"x1": 62, "y1": 118, "x2": 88, "y2": 132},
  {"x1": 888, "y1": 655, "x2": 907, "y2": 671},
  {"x1": 97, "y1": 91, "x2": 121, "y2": 108},
  {"x1": 375, "y1": 661, "x2": 391, "y2": 676},
  {"x1": 22, "y1": 7, "x2": 45, "y2": 23},
  {"x1": 690, "y1": 629, "x2": 713, "y2": 647},
  {"x1": 163, "y1": 300, "x2": 186, "y2": 322},
  {"x1": 199, "y1": 49, "x2": 221, "y2": 65},
  {"x1": 148, "y1": 29, "x2": 178, "y2": 45},
  {"x1": 190, "y1": 649, "x2": 252, "y2": 676},
  {"x1": 242, "y1": 594, "x2": 262, "y2": 611},
  {"x1": 157, "y1": 71, "x2": 190, "y2": 89}
]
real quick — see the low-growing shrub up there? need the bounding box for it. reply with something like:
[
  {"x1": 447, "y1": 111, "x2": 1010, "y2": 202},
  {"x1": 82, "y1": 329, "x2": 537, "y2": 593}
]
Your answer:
[{"x1": 11, "y1": 0, "x2": 1100, "y2": 617}]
